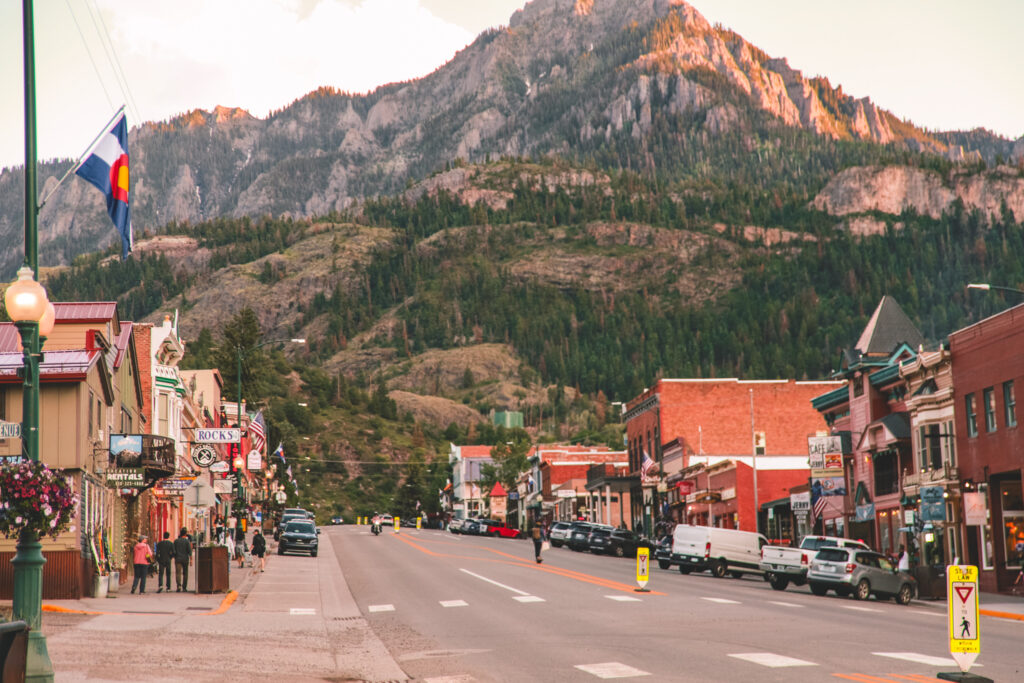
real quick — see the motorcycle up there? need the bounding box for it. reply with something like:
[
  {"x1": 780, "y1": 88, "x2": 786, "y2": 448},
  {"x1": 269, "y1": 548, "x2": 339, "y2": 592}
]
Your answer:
[{"x1": 371, "y1": 521, "x2": 381, "y2": 535}]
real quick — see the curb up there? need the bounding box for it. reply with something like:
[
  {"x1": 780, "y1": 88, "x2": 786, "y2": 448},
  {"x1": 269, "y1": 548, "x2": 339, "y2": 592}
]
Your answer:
[
  {"x1": 980, "y1": 608, "x2": 1024, "y2": 622},
  {"x1": 42, "y1": 589, "x2": 239, "y2": 617}
]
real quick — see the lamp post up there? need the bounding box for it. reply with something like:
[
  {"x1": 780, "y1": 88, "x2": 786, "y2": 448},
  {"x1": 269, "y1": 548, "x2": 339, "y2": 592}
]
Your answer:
[
  {"x1": 750, "y1": 389, "x2": 760, "y2": 535},
  {"x1": 232, "y1": 338, "x2": 305, "y2": 521},
  {"x1": 966, "y1": 283, "x2": 1024, "y2": 296}
]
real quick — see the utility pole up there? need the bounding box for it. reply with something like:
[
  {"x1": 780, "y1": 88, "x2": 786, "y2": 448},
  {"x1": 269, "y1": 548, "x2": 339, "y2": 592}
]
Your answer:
[{"x1": 750, "y1": 389, "x2": 760, "y2": 535}]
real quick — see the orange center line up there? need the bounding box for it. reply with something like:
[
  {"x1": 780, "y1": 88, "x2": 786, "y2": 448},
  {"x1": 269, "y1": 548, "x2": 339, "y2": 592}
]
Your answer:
[{"x1": 391, "y1": 534, "x2": 664, "y2": 595}]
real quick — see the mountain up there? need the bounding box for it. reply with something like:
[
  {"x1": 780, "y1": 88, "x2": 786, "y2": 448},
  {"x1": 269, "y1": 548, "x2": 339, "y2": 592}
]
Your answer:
[{"x1": 2, "y1": 0, "x2": 1022, "y2": 279}]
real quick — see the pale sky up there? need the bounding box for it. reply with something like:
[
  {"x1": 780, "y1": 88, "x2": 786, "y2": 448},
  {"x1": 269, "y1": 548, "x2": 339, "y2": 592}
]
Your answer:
[{"x1": 0, "y1": 0, "x2": 1020, "y2": 172}]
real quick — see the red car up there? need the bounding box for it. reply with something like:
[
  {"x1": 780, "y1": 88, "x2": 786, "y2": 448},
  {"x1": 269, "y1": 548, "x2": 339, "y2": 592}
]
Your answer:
[{"x1": 479, "y1": 519, "x2": 522, "y2": 538}]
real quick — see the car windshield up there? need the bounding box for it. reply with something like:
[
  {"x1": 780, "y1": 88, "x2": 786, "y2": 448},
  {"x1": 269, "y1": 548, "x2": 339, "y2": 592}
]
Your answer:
[
  {"x1": 552, "y1": 522, "x2": 570, "y2": 530},
  {"x1": 816, "y1": 548, "x2": 849, "y2": 562},
  {"x1": 285, "y1": 522, "x2": 315, "y2": 534}
]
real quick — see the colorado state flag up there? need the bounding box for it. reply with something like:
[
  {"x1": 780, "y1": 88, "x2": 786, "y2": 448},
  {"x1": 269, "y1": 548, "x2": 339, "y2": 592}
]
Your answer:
[{"x1": 76, "y1": 114, "x2": 132, "y2": 258}]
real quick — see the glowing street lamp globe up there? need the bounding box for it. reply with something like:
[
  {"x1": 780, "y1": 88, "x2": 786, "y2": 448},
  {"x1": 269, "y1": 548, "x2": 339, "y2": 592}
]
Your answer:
[{"x1": 4, "y1": 266, "x2": 49, "y2": 323}]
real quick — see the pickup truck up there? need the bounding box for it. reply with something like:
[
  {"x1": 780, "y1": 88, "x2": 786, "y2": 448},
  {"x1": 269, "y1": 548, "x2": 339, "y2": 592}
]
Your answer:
[{"x1": 760, "y1": 535, "x2": 870, "y2": 591}]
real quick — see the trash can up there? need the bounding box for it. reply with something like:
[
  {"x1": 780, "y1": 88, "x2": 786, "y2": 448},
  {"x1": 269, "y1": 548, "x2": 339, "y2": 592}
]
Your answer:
[
  {"x1": 107, "y1": 570, "x2": 120, "y2": 595},
  {"x1": 197, "y1": 545, "x2": 230, "y2": 593}
]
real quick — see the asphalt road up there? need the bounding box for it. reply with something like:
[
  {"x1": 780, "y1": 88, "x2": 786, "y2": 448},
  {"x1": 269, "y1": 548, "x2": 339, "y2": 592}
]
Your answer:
[{"x1": 332, "y1": 526, "x2": 1023, "y2": 683}]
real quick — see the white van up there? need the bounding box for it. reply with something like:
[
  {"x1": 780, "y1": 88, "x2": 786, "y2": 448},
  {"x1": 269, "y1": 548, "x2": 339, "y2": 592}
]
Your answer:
[{"x1": 670, "y1": 524, "x2": 768, "y2": 578}]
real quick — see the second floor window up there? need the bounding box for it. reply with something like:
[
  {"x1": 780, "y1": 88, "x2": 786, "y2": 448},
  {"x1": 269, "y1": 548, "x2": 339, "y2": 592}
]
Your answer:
[
  {"x1": 918, "y1": 424, "x2": 942, "y2": 470},
  {"x1": 158, "y1": 394, "x2": 169, "y2": 436},
  {"x1": 984, "y1": 387, "x2": 997, "y2": 432},
  {"x1": 966, "y1": 393, "x2": 977, "y2": 437},
  {"x1": 1004, "y1": 381, "x2": 1017, "y2": 428}
]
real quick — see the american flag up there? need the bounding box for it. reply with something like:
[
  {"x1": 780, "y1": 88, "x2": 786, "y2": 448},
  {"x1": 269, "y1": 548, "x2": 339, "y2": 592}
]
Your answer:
[
  {"x1": 248, "y1": 410, "x2": 266, "y2": 454},
  {"x1": 812, "y1": 494, "x2": 828, "y2": 519},
  {"x1": 640, "y1": 450, "x2": 658, "y2": 483}
]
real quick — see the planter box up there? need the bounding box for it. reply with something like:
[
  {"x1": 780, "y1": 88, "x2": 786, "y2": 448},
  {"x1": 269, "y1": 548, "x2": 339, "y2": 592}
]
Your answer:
[
  {"x1": 91, "y1": 573, "x2": 108, "y2": 599},
  {"x1": 197, "y1": 545, "x2": 229, "y2": 593},
  {"x1": 107, "y1": 570, "x2": 120, "y2": 594}
]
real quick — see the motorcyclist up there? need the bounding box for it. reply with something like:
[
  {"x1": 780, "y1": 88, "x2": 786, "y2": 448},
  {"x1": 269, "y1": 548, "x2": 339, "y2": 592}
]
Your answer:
[{"x1": 371, "y1": 513, "x2": 382, "y2": 535}]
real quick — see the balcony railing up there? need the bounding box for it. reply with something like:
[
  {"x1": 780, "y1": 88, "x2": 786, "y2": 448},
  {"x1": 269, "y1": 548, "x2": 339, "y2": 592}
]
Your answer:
[{"x1": 903, "y1": 464, "x2": 959, "y2": 489}]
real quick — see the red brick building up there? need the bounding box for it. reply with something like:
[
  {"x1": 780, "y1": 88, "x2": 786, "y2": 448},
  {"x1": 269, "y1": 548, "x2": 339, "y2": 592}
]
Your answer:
[
  {"x1": 625, "y1": 378, "x2": 840, "y2": 536},
  {"x1": 525, "y1": 445, "x2": 629, "y2": 526},
  {"x1": 949, "y1": 302, "x2": 1024, "y2": 594}
]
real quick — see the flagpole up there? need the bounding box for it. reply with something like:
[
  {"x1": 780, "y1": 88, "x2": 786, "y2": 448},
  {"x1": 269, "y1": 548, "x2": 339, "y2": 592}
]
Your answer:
[{"x1": 38, "y1": 104, "x2": 126, "y2": 209}]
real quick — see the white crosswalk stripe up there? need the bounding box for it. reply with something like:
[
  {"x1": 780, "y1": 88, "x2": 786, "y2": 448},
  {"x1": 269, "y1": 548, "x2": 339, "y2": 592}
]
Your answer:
[
  {"x1": 513, "y1": 595, "x2": 545, "y2": 603},
  {"x1": 702, "y1": 597, "x2": 740, "y2": 604},
  {"x1": 440, "y1": 600, "x2": 468, "y2": 608},
  {"x1": 728, "y1": 653, "x2": 817, "y2": 668},
  {"x1": 575, "y1": 662, "x2": 651, "y2": 678},
  {"x1": 841, "y1": 605, "x2": 881, "y2": 613},
  {"x1": 368, "y1": 604, "x2": 395, "y2": 612},
  {"x1": 873, "y1": 652, "x2": 982, "y2": 667},
  {"x1": 766, "y1": 601, "x2": 802, "y2": 608},
  {"x1": 605, "y1": 595, "x2": 642, "y2": 602}
]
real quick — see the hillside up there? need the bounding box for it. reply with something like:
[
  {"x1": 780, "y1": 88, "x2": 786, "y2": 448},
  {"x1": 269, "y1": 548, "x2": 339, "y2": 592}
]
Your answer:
[{"x1": 2, "y1": 0, "x2": 1021, "y2": 279}]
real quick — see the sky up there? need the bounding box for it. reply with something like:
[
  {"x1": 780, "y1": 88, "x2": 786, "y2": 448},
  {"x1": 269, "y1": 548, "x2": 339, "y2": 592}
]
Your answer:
[{"x1": 0, "y1": 0, "x2": 1021, "y2": 171}]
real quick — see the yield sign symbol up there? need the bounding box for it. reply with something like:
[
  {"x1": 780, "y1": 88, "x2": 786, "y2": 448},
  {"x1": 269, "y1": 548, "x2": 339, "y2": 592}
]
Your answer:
[{"x1": 955, "y1": 585, "x2": 974, "y2": 604}]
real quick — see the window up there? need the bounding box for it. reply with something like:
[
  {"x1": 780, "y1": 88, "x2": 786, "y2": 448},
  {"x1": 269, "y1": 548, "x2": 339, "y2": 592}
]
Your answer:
[
  {"x1": 0, "y1": 386, "x2": 5, "y2": 420},
  {"x1": 945, "y1": 420, "x2": 956, "y2": 467},
  {"x1": 984, "y1": 387, "x2": 997, "y2": 432},
  {"x1": 917, "y1": 424, "x2": 942, "y2": 470},
  {"x1": 1004, "y1": 381, "x2": 1017, "y2": 428},
  {"x1": 965, "y1": 394, "x2": 977, "y2": 437},
  {"x1": 158, "y1": 394, "x2": 169, "y2": 436},
  {"x1": 88, "y1": 392, "x2": 94, "y2": 438}
]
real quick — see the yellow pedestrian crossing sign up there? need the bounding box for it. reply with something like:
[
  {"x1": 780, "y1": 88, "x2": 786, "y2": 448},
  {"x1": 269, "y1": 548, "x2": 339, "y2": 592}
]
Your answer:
[
  {"x1": 947, "y1": 564, "x2": 979, "y2": 673},
  {"x1": 635, "y1": 547, "x2": 650, "y2": 591}
]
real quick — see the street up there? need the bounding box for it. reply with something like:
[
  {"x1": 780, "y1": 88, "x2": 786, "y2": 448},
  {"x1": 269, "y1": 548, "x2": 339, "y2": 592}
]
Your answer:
[{"x1": 39, "y1": 527, "x2": 1024, "y2": 682}]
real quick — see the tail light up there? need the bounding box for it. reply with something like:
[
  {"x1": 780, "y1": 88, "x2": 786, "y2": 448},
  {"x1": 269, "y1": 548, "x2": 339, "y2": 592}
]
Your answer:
[
  {"x1": 704, "y1": 541, "x2": 711, "y2": 559},
  {"x1": 801, "y1": 552, "x2": 809, "y2": 566},
  {"x1": 845, "y1": 563, "x2": 856, "y2": 573}
]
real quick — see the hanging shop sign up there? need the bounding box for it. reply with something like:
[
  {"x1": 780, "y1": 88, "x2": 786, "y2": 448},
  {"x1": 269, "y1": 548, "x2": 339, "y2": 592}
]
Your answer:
[
  {"x1": 920, "y1": 486, "x2": 947, "y2": 522},
  {"x1": 855, "y1": 503, "x2": 875, "y2": 522},
  {"x1": 963, "y1": 492, "x2": 987, "y2": 526},
  {"x1": 106, "y1": 468, "x2": 144, "y2": 486},
  {"x1": 0, "y1": 420, "x2": 21, "y2": 439},
  {"x1": 195, "y1": 428, "x2": 241, "y2": 443},
  {"x1": 247, "y1": 449, "x2": 262, "y2": 471},
  {"x1": 790, "y1": 491, "x2": 811, "y2": 512},
  {"x1": 192, "y1": 444, "x2": 218, "y2": 468}
]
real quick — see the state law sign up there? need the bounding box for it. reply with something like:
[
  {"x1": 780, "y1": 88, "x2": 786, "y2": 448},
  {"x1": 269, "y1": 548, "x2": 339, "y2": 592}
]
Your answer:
[{"x1": 947, "y1": 564, "x2": 980, "y2": 673}]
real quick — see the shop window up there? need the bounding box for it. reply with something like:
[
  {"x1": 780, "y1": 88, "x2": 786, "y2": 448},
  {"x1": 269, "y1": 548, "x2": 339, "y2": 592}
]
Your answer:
[
  {"x1": 965, "y1": 394, "x2": 977, "y2": 437},
  {"x1": 981, "y1": 522, "x2": 995, "y2": 570},
  {"x1": 1002, "y1": 481, "x2": 1024, "y2": 568},
  {"x1": 984, "y1": 387, "x2": 997, "y2": 432},
  {"x1": 1004, "y1": 381, "x2": 1017, "y2": 428}
]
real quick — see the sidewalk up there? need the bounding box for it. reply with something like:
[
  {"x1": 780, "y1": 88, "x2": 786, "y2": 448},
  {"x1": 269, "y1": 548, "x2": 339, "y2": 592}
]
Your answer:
[{"x1": 40, "y1": 549, "x2": 257, "y2": 616}]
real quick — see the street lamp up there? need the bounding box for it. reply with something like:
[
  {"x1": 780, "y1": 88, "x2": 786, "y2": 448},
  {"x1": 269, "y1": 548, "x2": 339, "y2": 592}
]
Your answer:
[
  {"x1": 232, "y1": 338, "x2": 305, "y2": 521},
  {"x1": 967, "y1": 283, "x2": 1024, "y2": 296},
  {"x1": 5, "y1": 267, "x2": 54, "y2": 681}
]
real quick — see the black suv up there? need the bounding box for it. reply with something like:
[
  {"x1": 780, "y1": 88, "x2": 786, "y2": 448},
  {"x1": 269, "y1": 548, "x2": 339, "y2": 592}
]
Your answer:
[
  {"x1": 568, "y1": 522, "x2": 598, "y2": 551},
  {"x1": 587, "y1": 526, "x2": 614, "y2": 554},
  {"x1": 278, "y1": 520, "x2": 319, "y2": 557},
  {"x1": 605, "y1": 528, "x2": 652, "y2": 558}
]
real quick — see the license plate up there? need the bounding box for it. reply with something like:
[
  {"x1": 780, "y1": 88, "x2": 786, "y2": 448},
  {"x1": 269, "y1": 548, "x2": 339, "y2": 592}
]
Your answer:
[{"x1": 824, "y1": 565, "x2": 835, "y2": 572}]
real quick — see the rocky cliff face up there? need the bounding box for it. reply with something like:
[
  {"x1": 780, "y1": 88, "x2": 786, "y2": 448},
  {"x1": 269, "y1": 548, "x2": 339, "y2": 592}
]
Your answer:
[
  {"x1": 1, "y1": 0, "x2": 1019, "y2": 276},
  {"x1": 811, "y1": 165, "x2": 1024, "y2": 223}
]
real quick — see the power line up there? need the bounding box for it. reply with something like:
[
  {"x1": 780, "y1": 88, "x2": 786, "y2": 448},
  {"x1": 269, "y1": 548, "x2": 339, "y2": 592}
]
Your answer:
[
  {"x1": 63, "y1": 0, "x2": 115, "y2": 112},
  {"x1": 82, "y1": 0, "x2": 142, "y2": 124}
]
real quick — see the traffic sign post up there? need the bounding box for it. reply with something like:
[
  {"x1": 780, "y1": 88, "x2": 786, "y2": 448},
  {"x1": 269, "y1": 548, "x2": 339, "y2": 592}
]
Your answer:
[
  {"x1": 635, "y1": 547, "x2": 650, "y2": 592},
  {"x1": 938, "y1": 565, "x2": 993, "y2": 683},
  {"x1": 416, "y1": 517, "x2": 421, "y2": 529},
  {"x1": 394, "y1": 517, "x2": 400, "y2": 533}
]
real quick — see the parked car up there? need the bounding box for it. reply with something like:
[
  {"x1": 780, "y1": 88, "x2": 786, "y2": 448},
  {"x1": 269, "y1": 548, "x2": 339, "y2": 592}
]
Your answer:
[
  {"x1": 462, "y1": 519, "x2": 482, "y2": 535},
  {"x1": 448, "y1": 518, "x2": 465, "y2": 534},
  {"x1": 761, "y1": 535, "x2": 870, "y2": 591},
  {"x1": 806, "y1": 547, "x2": 916, "y2": 604},
  {"x1": 655, "y1": 535, "x2": 673, "y2": 569},
  {"x1": 670, "y1": 524, "x2": 767, "y2": 578},
  {"x1": 275, "y1": 512, "x2": 307, "y2": 540},
  {"x1": 548, "y1": 522, "x2": 573, "y2": 548},
  {"x1": 278, "y1": 520, "x2": 319, "y2": 557},
  {"x1": 567, "y1": 522, "x2": 598, "y2": 551},
  {"x1": 587, "y1": 525, "x2": 615, "y2": 554},
  {"x1": 604, "y1": 528, "x2": 653, "y2": 558}
]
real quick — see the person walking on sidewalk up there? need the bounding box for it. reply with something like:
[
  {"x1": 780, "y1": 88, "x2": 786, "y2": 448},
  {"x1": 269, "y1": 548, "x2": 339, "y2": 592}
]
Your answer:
[
  {"x1": 130, "y1": 535, "x2": 152, "y2": 594},
  {"x1": 155, "y1": 532, "x2": 175, "y2": 593},
  {"x1": 173, "y1": 527, "x2": 193, "y2": 592},
  {"x1": 251, "y1": 528, "x2": 267, "y2": 573}
]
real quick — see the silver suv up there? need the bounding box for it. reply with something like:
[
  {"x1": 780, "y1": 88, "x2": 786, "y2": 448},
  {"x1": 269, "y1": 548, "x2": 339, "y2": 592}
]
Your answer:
[
  {"x1": 807, "y1": 547, "x2": 916, "y2": 604},
  {"x1": 548, "y1": 522, "x2": 572, "y2": 547}
]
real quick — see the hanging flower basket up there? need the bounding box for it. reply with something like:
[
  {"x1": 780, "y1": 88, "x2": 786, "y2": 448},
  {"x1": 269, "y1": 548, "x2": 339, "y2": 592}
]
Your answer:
[{"x1": 0, "y1": 460, "x2": 78, "y2": 540}]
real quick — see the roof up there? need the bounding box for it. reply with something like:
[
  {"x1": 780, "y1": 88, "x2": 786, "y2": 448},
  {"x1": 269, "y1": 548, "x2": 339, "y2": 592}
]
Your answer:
[
  {"x1": 489, "y1": 482, "x2": 507, "y2": 497},
  {"x1": 53, "y1": 302, "x2": 119, "y2": 324},
  {"x1": 0, "y1": 349, "x2": 102, "y2": 379},
  {"x1": 113, "y1": 321, "x2": 133, "y2": 369},
  {"x1": 0, "y1": 324, "x2": 20, "y2": 352},
  {"x1": 855, "y1": 296, "x2": 923, "y2": 356},
  {"x1": 458, "y1": 445, "x2": 494, "y2": 459}
]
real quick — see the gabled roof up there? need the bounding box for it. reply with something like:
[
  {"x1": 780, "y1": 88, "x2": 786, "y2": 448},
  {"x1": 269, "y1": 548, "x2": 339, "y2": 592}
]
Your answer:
[
  {"x1": 54, "y1": 302, "x2": 119, "y2": 326},
  {"x1": 113, "y1": 321, "x2": 133, "y2": 369},
  {"x1": 0, "y1": 324, "x2": 20, "y2": 351},
  {"x1": 489, "y1": 482, "x2": 507, "y2": 497},
  {"x1": 855, "y1": 296, "x2": 923, "y2": 356}
]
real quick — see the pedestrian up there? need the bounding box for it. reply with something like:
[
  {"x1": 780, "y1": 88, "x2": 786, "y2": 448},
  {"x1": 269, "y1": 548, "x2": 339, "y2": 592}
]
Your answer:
[
  {"x1": 251, "y1": 528, "x2": 267, "y2": 573},
  {"x1": 173, "y1": 527, "x2": 193, "y2": 592},
  {"x1": 897, "y1": 544, "x2": 910, "y2": 572},
  {"x1": 235, "y1": 525, "x2": 247, "y2": 568},
  {"x1": 532, "y1": 524, "x2": 545, "y2": 564},
  {"x1": 130, "y1": 535, "x2": 152, "y2": 594},
  {"x1": 155, "y1": 531, "x2": 175, "y2": 593}
]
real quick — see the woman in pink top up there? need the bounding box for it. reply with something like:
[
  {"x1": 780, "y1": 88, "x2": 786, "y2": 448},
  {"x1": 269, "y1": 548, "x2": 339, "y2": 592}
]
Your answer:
[{"x1": 131, "y1": 535, "x2": 152, "y2": 594}]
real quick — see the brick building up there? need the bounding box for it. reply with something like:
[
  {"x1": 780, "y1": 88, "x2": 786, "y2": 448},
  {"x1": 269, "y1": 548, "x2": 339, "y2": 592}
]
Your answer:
[
  {"x1": 626, "y1": 378, "x2": 840, "y2": 537},
  {"x1": 949, "y1": 302, "x2": 1024, "y2": 594}
]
